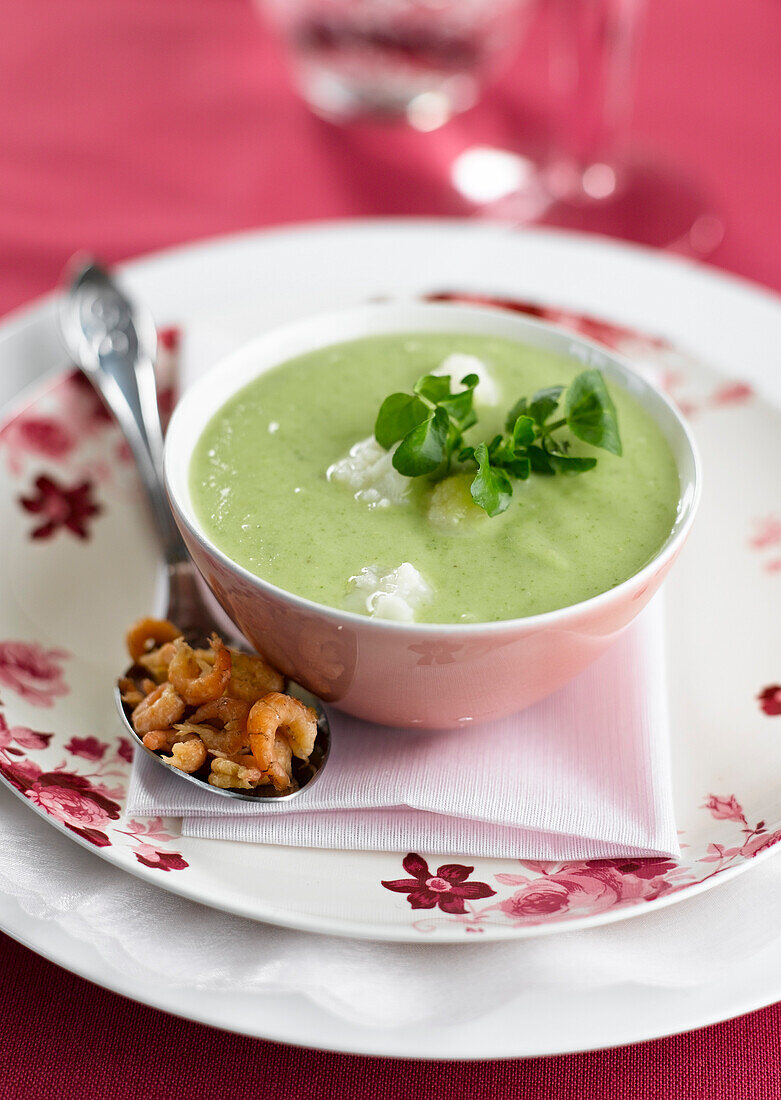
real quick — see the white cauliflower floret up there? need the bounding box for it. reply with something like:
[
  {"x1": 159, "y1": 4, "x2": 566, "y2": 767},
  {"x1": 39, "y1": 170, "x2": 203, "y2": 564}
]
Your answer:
[
  {"x1": 432, "y1": 353, "x2": 500, "y2": 408},
  {"x1": 346, "y1": 563, "x2": 433, "y2": 623},
  {"x1": 327, "y1": 437, "x2": 409, "y2": 509}
]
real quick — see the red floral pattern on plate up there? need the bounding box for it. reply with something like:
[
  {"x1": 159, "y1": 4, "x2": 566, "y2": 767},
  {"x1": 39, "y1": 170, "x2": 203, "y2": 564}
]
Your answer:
[
  {"x1": 64, "y1": 736, "x2": 107, "y2": 762},
  {"x1": 698, "y1": 795, "x2": 781, "y2": 864},
  {"x1": 710, "y1": 381, "x2": 754, "y2": 407},
  {"x1": 19, "y1": 474, "x2": 101, "y2": 540},
  {"x1": 0, "y1": 712, "x2": 52, "y2": 753},
  {"x1": 27, "y1": 770, "x2": 121, "y2": 847},
  {"x1": 653, "y1": 376, "x2": 754, "y2": 418},
  {"x1": 382, "y1": 854, "x2": 495, "y2": 914},
  {"x1": 117, "y1": 736, "x2": 135, "y2": 764},
  {"x1": 424, "y1": 292, "x2": 665, "y2": 352},
  {"x1": 0, "y1": 635, "x2": 188, "y2": 869},
  {"x1": 0, "y1": 372, "x2": 109, "y2": 479},
  {"x1": 0, "y1": 334, "x2": 186, "y2": 868},
  {"x1": 426, "y1": 291, "x2": 755, "y2": 422},
  {"x1": 749, "y1": 516, "x2": 781, "y2": 549},
  {"x1": 758, "y1": 685, "x2": 781, "y2": 716},
  {"x1": 382, "y1": 851, "x2": 690, "y2": 931},
  {"x1": 157, "y1": 327, "x2": 180, "y2": 353},
  {"x1": 702, "y1": 794, "x2": 747, "y2": 823},
  {"x1": 116, "y1": 818, "x2": 190, "y2": 872},
  {"x1": 382, "y1": 796, "x2": 781, "y2": 933},
  {"x1": 0, "y1": 415, "x2": 76, "y2": 475},
  {"x1": 0, "y1": 326, "x2": 179, "y2": 482},
  {"x1": 61, "y1": 370, "x2": 114, "y2": 431},
  {"x1": 0, "y1": 641, "x2": 69, "y2": 706},
  {"x1": 0, "y1": 713, "x2": 189, "y2": 867},
  {"x1": 749, "y1": 516, "x2": 781, "y2": 574},
  {"x1": 496, "y1": 857, "x2": 680, "y2": 920}
]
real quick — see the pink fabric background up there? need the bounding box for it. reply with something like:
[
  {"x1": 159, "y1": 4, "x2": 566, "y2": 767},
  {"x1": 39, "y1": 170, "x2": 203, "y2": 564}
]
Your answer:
[
  {"x1": 2, "y1": 0, "x2": 781, "y2": 316},
  {"x1": 1, "y1": 0, "x2": 780, "y2": 1093}
]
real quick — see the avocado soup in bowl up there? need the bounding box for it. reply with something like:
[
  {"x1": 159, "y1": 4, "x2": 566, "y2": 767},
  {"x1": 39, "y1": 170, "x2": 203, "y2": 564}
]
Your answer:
[{"x1": 165, "y1": 303, "x2": 700, "y2": 729}]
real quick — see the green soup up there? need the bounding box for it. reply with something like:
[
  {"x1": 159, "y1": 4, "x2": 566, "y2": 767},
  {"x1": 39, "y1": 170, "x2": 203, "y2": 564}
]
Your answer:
[{"x1": 190, "y1": 333, "x2": 680, "y2": 623}]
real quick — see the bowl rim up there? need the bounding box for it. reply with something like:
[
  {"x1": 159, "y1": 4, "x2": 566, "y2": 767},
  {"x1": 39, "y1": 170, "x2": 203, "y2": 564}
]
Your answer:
[{"x1": 165, "y1": 301, "x2": 702, "y2": 636}]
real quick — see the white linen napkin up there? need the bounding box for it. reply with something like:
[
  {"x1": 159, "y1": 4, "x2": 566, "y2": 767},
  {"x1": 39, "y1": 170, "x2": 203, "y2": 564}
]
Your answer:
[{"x1": 126, "y1": 599, "x2": 680, "y2": 861}]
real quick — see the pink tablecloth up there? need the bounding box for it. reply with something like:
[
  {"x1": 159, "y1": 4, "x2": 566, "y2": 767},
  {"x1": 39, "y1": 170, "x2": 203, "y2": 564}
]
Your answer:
[
  {"x1": 0, "y1": 0, "x2": 780, "y2": 1094},
  {"x1": 2, "y1": 0, "x2": 781, "y2": 318}
]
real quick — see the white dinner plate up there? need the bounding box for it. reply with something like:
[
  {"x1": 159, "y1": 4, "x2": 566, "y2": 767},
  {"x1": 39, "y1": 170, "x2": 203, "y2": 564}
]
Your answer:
[
  {"x1": 0, "y1": 221, "x2": 780, "y2": 949},
  {"x1": 2, "y1": 781, "x2": 781, "y2": 1060}
]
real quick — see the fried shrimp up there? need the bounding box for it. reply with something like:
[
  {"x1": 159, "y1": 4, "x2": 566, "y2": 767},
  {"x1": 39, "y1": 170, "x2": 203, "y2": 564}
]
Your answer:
[
  {"x1": 120, "y1": 615, "x2": 317, "y2": 792},
  {"x1": 168, "y1": 633, "x2": 231, "y2": 706},
  {"x1": 208, "y1": 757, "x2": 265, "y2": 790},
  {"x1": 140, "y1": 728, "x2": 196, "y2": 752},
  {"x1": 224, "y1": 650, "x2": 284, "y2": 702},
  {"x1": 118, "y1": 676, "x2": 144, "y2": 708},
  {"x1": 176, "y1": 697, "x2": 250, "y2": 757},
  {"x1": 263, "y1": 735, "x2": 296, "y2": 792},
  {"x1": 162, "y1": 736, "x2": 208, "y2": 773},
  {"x1": 256, "y1": 692, "x2": 318, "y2": 762},
  {"x1": 131, "y1": 682, "x2": 186, "y2": 734},
  {"x1": 126, "y1": 618, "x2": 181, "y2": 664},
  {"x1": 248, "y1": 691, "x2": 318, "y2": 788},
  {"x1": 137, "y1": 641, "x2": 176, "y2": 683},
  {"x1": 141, "y1": 728, "x2": 179, "y2": 752}
]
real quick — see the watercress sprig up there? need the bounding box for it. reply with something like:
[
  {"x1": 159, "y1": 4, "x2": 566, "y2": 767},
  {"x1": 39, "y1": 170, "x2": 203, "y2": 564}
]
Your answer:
[
  {"x1": 374, "y1": 367, "x2": 621, "y2": 518},
  {"x1": 375, "y1": 371, "x2": 479, "y2": 476}
]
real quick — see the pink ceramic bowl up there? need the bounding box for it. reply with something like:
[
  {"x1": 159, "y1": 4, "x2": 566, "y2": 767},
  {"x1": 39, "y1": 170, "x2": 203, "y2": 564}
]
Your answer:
[{"x1": 165, "y1": 303, "x2": 700, "y2": 729}]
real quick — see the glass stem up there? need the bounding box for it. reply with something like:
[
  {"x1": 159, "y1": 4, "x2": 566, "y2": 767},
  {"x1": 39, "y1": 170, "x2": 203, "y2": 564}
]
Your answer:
[{"x1": 546, "y1": 0, "x2": 645, "y2": 196}]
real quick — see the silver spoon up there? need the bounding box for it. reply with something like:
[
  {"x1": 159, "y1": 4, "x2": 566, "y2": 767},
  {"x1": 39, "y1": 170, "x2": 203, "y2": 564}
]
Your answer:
[{"x1": 59, "y1": 259, "x2": 330, "y2": 801}]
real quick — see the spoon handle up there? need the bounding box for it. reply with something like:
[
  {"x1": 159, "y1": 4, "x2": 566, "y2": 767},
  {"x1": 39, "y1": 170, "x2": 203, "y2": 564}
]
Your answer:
[{"x1": 59, "y1": 260, "x2": 190, "y2": 568}]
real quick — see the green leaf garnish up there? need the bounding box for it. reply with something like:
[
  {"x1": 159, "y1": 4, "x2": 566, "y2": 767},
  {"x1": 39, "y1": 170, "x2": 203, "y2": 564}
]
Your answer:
[
  {"x1": 528, "y1": 386, "x2": 565, "y2": 427},
  {"x1": 436, "y1": 373, "x2": 479, "y2": 429},
  {"x1": 486, "y1": 433, "x2": 504, "y2": 459},
  {"x1": 527, "y1": 444, "x2": 555, "y2": 475},
  {"x1": 564, "y1": 369, "x2": 622, "y2": 456},
  {"x1": 504, "y1": 455, "x2": 531, "y2": 481},
  {"x1": 470, "y1": 442, "x2": 513, "y2": 517},
  {"x1": 375, "y1": 392, "x2": 429, "y2": 449},
  {"x1": 370, "y1": 365, "x2": 622, "y2": 517},
  {"x1": 392, "y1": 406, "x2": 450, "y2": 476},
  {"x1": 504, "y1": 396, "x2": 528, "y2": 432},
  {"x1": 547, "y1": 453, "x2": 598, "y2": 476},
  {"x1": 510, "y1": 414, "x2": 536, "y2": 449},
  {"x1": 413, "y1": 374, "x2": 452, "y2": 404}
]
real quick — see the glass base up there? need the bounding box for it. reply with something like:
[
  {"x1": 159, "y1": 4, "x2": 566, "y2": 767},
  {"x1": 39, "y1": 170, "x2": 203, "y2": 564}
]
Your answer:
[
  {"x1": 452, "y1": 148, "x2": 724, "y2": 256},
  {"x1": 294, "y1": 62, "x2": 479, "y2": 130}
]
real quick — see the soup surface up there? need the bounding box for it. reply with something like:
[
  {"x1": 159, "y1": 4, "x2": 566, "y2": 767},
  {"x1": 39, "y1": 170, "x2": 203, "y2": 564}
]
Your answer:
[{"x1": 190, "y1": 333, "x2": 680, "y2": 623}]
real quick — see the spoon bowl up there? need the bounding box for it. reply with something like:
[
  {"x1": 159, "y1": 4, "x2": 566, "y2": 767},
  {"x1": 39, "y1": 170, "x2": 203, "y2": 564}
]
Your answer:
[{"x1": 116, "y1": 663, "x2": 330, "y2": 802}]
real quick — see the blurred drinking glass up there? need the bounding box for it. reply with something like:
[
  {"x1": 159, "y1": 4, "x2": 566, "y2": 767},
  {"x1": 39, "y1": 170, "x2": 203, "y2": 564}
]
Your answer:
[
  {"x1": 260, "y1": 0, "x2": 536, "y2": 129},
  {"x1": 453, "y1": 0, "x2": 724, "y2": 253}
]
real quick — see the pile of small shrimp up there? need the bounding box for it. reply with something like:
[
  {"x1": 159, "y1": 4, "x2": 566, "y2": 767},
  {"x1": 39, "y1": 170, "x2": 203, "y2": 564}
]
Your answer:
[{"x1": 120, "y1": 617, "x2": 318, "y2": 793}]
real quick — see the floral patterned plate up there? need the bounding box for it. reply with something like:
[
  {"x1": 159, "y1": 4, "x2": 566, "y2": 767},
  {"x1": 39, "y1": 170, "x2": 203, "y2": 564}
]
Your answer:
[{"x1": 0, "y1": 221, "x2": 780, "y2": 943}]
